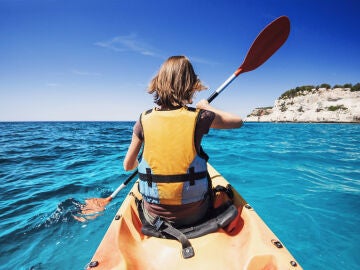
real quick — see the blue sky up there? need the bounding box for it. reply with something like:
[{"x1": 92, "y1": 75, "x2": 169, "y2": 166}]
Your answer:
[{"x1": 0, "y1": 0, "x2": 359, "y2": 121}]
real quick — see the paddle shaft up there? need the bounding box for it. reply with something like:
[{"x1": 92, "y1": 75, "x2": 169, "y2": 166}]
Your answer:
[
  {"x1": 110, "y1": 169, "x2": 138, "y2": 199},
  {"x1": 207, "y1": 71, "x2": 239, "y2": 103}
]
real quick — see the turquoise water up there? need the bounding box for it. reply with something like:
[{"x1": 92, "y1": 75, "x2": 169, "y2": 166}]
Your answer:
[{"x1": 0, "y1": 122, "x2": 359, "y2": 269}]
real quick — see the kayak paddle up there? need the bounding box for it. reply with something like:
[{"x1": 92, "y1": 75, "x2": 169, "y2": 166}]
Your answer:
[
  {"x1": 207, "y1": 15, "x2": 290, "y2": 102},
  {"x1": 79, "y1": 169, "x2": 138, "y2": 215},
  {"x1": 80, "y1": 15, "x2": 290, "y2": 216}
]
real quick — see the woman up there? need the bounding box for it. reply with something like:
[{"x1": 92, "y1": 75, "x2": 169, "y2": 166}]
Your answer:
[{"x1": 124, "y1": 56, "x2": 242, "y2": 227}]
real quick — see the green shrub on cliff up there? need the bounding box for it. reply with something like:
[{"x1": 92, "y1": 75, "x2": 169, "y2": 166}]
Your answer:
[
  {"x1": 351, "y1": 83, "x2": 360, "y2": 92},
  {"x1": 327, "y1": 105, "x2": 347, "y2": 111},
  {"x1": 279, "y1": 85, "x2": 315, "y2": 99},
  {"x1": 333, "y1": 83, "x2": 352, "y2": 89},
  {"x1": 280, "y1": 83, "x2": 360, "y2": 99},
  {"x1": 318, "y1": 83, "x2": 331, "y2": 89}
]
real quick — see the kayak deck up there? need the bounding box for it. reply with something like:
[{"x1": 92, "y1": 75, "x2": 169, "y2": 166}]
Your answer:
[{"x1": 87, "y1": 164, "x2": 302, "y2": 269}]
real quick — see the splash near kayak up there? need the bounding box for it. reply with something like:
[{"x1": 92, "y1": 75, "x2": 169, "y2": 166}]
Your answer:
[{"x1": 87, "y1": 164, "x2": 302, "y2": 270}]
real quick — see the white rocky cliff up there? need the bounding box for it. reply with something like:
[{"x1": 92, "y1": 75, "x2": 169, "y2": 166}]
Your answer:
[{"x1": 246, "y1": 87, "x2": 360, "y2": 123}]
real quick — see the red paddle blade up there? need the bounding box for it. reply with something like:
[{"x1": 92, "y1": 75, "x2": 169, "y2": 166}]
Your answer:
[
  {"x1": 236, "y1": 16, "x2": 290, "y2": 76},
  {"x1": 80, "y1": 197, "x2": 112, "y2": 214}
]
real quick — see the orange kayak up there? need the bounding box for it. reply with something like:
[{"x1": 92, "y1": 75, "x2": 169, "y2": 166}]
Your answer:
[{"x1": 87, "y1": 164, "x2": 302, "y2": 270}]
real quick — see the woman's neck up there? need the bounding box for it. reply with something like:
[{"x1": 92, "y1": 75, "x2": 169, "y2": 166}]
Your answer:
[{"x1": 157, "y1": 105, "x2": 184, "y2": 111}]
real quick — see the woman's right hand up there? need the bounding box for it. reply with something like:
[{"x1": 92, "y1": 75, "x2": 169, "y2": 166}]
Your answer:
[{"x1": 196, "y1": 99, "x2": 211, "y2": 111}]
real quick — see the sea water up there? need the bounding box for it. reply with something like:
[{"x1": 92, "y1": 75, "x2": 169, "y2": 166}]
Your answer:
[{"x1": 0, "y1": 122, "x2": 359, "y2": 269}]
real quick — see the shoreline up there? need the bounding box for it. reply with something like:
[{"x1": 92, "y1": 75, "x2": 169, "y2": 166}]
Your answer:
[{"x1": 1, "y1": 120, "x2": 359, "y2": 124}]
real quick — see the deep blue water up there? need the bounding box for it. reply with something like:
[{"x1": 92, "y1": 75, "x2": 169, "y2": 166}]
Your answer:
[{"x1": 0, "y1": 122, "x2": 359, "y2": 269}]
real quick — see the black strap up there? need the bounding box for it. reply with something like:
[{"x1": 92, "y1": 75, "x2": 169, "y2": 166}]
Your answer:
[
  {"x1": 139, "y1": 170, "x2": 207, "y2": 183},
  {"x1": 146, "y1": 168, "x2": 152, "y2": 187},
  {"x1": 136, "y1": 199, "x2": 194, "y2": 259},
  {"x1": 144, "y1": 109, "x2": 153, "y2": 115},
  {"x1": 188, "y1": 167, "x2": 195, "y2": 186},
  {"x1": 153, "y1": 217, "x2": 195, "y2": 259}
]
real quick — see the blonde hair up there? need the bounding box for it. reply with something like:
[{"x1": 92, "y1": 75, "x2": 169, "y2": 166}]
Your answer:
[{"x1": 148, "y1": 56, "x2": 207, "y2": 107}]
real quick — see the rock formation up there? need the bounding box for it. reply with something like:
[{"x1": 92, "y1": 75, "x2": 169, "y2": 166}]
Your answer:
[{"x1": 246, "y1": 87, "x2": 360, "y2": 123}]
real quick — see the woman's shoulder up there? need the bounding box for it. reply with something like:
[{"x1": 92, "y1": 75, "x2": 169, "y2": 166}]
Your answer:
[
  {"x1": 199, "y1": 109, "x2": 215, "y2": 121},
  {"x1": 186, "y1": 106, "x2": 215, "y2": 120},
  {"x1": 196, "y1": 109, "x2": 215, "y2": 135},
  {"x1": 133, "y1": 119, "x2": 143, "y2": 140}
]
